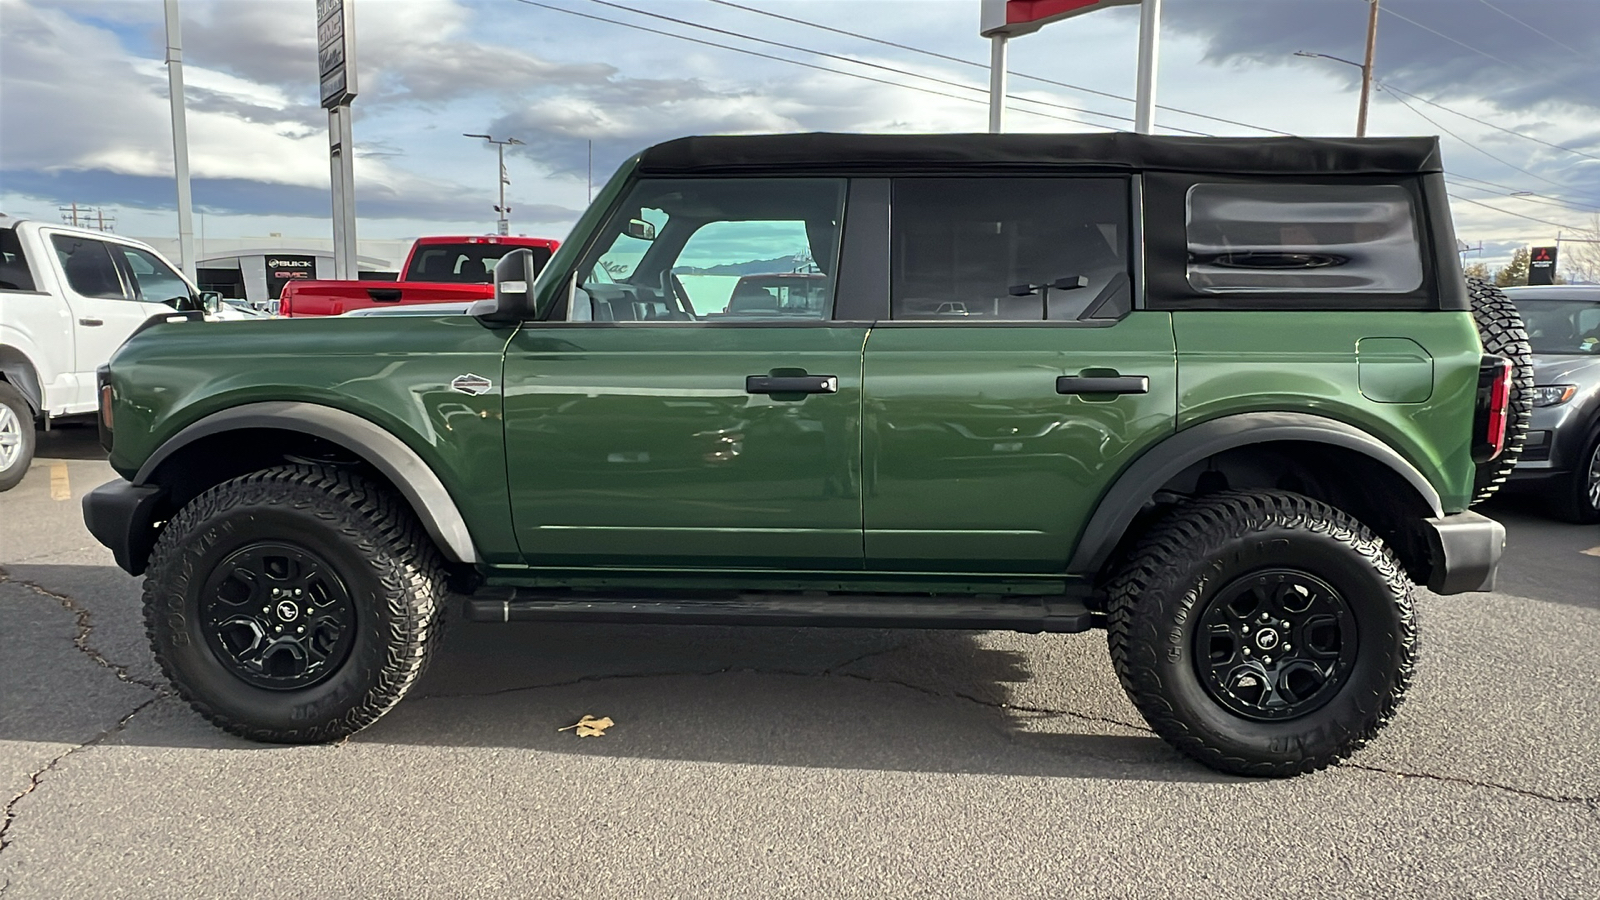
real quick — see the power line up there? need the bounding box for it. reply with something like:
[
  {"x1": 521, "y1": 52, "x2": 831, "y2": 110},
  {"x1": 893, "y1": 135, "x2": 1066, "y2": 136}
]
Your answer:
[
  {"x1": 1476, "y1": 0, "x2": 1585, "y2": 56},
  {"x1": 1381, "y1": 83, "x2": 1600, "y2": 164},
  {"x1": 580, "y1": 0, "x2": 1209, "y2": 134},
  {"x1": 1448, "y1": 192, "x2": 1582, "y2": 232},
  {"x1": 510, "y1": 0, "x2": 1111, "y2": 130},
  {"x1": 1380, "y1": 85, "x2": 1600, "y2": 202},
  {"x1": 1380, "y1": 3, "x2": 1533, "y2": 76},
  {"x1": 704, "y1": 0, "x2": 1294, "y2": 136},
  {"x1": 1445, "y1": 177, "x2": 1600, "y2": 216}
]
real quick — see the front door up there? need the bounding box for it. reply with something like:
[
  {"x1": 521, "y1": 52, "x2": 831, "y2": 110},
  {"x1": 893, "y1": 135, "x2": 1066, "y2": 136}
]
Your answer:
[
  {"x1": 862, "y1": 176, "x2": 1177, "y2": 572},
  {"x1": 504, "y1": 176, "x2": 867, "y2": 569}
]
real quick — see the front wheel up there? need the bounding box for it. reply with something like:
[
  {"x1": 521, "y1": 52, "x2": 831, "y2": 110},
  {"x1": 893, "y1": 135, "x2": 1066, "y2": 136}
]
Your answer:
[
  {"x1": 1551, "y1": 427, "x2": 1600, "y2": 524},
  {"x1": 1107, "y1": 491, "x2": 1416, "y2": 777},
  {"x1": 0, "y1": 381, "x2": 36, "y2": 492},
  {"x1": 143, "y1": 465, "x2": 446, "y2": 742}
]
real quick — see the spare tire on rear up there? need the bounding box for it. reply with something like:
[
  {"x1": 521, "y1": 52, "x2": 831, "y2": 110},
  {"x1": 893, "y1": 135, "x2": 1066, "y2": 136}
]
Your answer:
[{"x1": 1467, "y1": 277, "x2": 1533, "y2": 505}]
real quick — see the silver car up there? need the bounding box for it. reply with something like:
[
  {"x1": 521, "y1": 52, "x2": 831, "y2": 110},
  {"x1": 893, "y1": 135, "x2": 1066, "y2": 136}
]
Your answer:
[{"x1": 1503, "y1": 285, "x2": 1600, "y2": 522}]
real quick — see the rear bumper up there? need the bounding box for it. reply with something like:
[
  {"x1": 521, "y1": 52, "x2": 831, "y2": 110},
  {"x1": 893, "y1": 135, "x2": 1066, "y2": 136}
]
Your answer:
[
  {"x1": 1419, "y1": 511, "x2": 1505, "y2": 594},
  {"x1": 82, "y1": 479, "x2": 166, "y2": 576}
]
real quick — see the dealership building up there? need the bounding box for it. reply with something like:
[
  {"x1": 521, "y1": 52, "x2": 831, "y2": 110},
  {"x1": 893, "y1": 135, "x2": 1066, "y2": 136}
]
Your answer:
[{"x1": 134, "y1": 236, "x2": 414, "y2": 306}]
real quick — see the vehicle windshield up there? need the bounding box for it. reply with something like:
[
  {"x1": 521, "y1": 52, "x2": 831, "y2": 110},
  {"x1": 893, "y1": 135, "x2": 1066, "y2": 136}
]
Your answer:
[
  {"x1": 1512, "y1": 298, "x2": 1600, "y2": 355},
  {"x1": 405, "y1": 243, "x2": 551, "y2": 284}
]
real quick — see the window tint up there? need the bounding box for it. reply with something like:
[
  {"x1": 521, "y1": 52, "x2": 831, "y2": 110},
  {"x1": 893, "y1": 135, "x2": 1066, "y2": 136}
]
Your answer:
[
  {"x1": 1187, "y1": 184, "x2": 1423, "y2": 294},
  {"x1": 117, "y1": 245, "x2": 191, "y2": 303},
  {"x1": 51, "y1": 235, "x2": 126, "y2": 299},
  {"x1": 406, "y1": 243, "x2": 552, "y2": 284},
  {"x1": 0, "y1": 228, "x2": 36, "y2": 291},
  {"x1": 575, "y1": 178, "x2": 845, "y2": 323},
  {"x1": 891, "y1": 177, "x2": 1131, "y2": 321}
]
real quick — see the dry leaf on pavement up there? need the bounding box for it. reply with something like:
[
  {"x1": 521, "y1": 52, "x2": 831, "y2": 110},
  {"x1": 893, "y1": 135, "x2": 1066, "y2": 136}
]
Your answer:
[{"x1": 558, "y1": 714, "x2": 614, "y2": 737}]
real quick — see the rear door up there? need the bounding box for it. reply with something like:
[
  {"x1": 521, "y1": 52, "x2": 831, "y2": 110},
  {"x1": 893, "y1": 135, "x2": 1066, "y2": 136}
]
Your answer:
[
  {"x1": 503, "y1": 177, "x2": 869, "y2": 569},
  {"x1": 862, "y1": 176, "x2": 1177, "y2": 572}
]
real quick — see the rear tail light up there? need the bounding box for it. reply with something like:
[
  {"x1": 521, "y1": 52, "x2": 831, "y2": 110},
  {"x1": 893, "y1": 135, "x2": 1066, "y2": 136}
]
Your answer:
[{"x1": 1471, "y1": 356, "x2": 1513, "y2": 463}]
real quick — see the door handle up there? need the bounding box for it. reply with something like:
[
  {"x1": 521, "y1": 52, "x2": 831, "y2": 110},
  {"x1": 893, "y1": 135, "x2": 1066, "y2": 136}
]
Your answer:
[
  {"x1": 746, "y1": 375, "x2": 838, "y2": 395},
  {"x1": 1056, "y1": 375, "x2": 1148, "y2": 395},
  {"x1": 79, "y1": 318, "x2": 104, "y2": 326}
]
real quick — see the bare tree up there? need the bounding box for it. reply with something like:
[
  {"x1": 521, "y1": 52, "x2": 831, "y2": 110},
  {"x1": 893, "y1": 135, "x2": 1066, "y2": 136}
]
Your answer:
[{"x1": 1563, "y1": 214, "x2": 1600, "y2": 284}]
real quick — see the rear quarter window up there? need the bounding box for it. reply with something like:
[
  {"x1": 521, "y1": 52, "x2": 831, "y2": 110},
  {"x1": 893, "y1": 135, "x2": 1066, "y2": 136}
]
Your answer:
[{"x1": 1186, "y1": 184, "x2": 1423, "y2": 294}]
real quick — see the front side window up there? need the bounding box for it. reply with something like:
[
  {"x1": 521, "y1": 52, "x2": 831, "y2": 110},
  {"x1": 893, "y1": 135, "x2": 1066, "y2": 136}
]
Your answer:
[
  {"x1": 51, "y1": 235, "x2": 126, "y2": 300},
  {"x1": 1186, "y1": 183, "x2": 1423, "y2": 294},
  {"x1": 891, "y1": 177, "x2": 1131, "y2": 321},
  {"x1": 574, "y1": 178, "x2": 845, "y2": 322},
  {"x1": 116, "y1": 246, "x2": 191, "y2": 303}
]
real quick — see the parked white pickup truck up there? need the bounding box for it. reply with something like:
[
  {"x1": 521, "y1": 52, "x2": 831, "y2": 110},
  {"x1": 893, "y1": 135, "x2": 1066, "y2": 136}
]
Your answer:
[{"x1": 0, "y1": 214, "x2": 254, "y2": 490}]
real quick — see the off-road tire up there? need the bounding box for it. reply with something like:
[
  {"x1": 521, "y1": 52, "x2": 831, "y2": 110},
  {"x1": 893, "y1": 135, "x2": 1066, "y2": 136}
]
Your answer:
[
  {"x1": 1107, "y1": 490, "x2": 1416, "y2": 777},
  {"x1": 143, "y1": 465, "x2": 446, "y2": 743},
  {"x1": 0, "y1": 381, "x2": 36, "y2": 492},
  {"x1": 1468, "y1": 277, "x2": 1533, "y2": 504}
]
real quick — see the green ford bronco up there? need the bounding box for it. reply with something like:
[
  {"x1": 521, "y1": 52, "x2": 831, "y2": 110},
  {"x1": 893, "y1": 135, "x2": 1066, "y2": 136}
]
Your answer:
[{"x1": 84, "y1": 133, "x2": 1529, "y2": 777}]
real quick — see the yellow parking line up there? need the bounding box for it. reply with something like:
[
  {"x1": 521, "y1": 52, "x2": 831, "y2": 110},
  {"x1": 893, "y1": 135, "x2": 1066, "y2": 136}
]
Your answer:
[{"x1": 50, "y1": 462, "x2": 70, "y2": 501}]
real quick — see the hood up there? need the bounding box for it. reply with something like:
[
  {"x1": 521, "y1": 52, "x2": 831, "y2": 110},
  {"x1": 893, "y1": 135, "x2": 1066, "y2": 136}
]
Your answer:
[{"x1": 1532, "y1": 354, "x2": 1600, "y2": 388}]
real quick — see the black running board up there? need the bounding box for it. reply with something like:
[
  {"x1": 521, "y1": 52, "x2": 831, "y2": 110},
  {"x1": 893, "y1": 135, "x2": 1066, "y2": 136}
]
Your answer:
[{"x1": 461, "y1": 588, "x2": 1099, "y2": 633}]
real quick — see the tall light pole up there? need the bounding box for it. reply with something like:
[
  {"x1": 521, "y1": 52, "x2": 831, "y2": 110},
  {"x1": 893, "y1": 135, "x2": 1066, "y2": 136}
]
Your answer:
[
  {"x1": 464, "y1": 134, "x2": 523, "y2": 236},
  {"x1": 1294, "y1": 1, "x2": 1380, "y2": 137},
  {"x1": 162, "y1": 0, "x2": 196, "y2": 282}
]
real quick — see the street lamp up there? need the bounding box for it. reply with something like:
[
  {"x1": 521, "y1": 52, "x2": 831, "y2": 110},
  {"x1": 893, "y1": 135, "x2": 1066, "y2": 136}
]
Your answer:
[
  {"x1": 464, "y1": 133, "x2": 524, "y2": 235},
  {"x1": 1293, "y1": 0, "x2": 1381, "y2": 138}
]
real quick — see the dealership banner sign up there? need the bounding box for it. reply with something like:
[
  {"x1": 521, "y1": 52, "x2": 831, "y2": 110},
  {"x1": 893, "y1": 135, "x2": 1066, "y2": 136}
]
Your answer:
[
  {"x1": 266, "y1": 255, "x2": 316, "y2": 299},
  {"x1": 980, "y1": 0, "x2": 1141, "y2": 37}
]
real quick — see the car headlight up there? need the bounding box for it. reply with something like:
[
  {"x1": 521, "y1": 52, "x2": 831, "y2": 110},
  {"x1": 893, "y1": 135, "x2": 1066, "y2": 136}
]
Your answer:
[{"x1": 1532, "y1": 384, "x2": 1577, "y2": 407}]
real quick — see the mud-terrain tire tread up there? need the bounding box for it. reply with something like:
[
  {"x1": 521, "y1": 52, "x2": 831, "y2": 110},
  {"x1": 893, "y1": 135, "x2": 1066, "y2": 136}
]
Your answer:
[
  {"x1": 1467, "y1": 276, "x2": 1533, "y2": 504},
  {"x1": 1106, "y1": 490, "x2": 1416, "y2": 778},
  {"x1": 143, "y1": 465, "x2": 445, "y2": 743},
  {"x1": 0, "y1": 380, "x2": 36, "y2": 492}
]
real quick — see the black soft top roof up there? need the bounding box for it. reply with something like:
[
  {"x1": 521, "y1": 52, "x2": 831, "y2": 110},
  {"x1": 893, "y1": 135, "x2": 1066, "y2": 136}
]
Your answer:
[{"x1": 637, "y1": 132, "x2": 1442, "y2": 177}]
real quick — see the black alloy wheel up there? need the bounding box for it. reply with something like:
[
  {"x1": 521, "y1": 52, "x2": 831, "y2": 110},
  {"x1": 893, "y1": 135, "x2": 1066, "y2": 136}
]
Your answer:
[
  {"x1": 201, "y1": 542, "x2": 358, "y2": 690},
  {"x1": 1195, "y1": 570, "x2": 1358, "y2": 722}
]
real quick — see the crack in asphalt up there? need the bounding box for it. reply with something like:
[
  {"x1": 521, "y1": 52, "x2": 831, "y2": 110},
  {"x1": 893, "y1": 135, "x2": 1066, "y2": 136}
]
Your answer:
[
  {"x1": 417, "y1": 656, "x2": 1153, "y2": 735},
  {"x1": 0, "y1": 697, "x2": 160, "y2": 856},
  {"x1": 0, "y1": 566, "x2": 167, "y2": 695},
  {"x1": 1340, "y1": 762, "x2": 1600, "y2": 808}
]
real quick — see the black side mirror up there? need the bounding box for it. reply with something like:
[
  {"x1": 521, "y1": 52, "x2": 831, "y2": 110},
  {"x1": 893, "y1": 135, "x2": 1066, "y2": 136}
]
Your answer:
[{"x1": 470, "y1": 248, "x2": 539, "y2": 324}]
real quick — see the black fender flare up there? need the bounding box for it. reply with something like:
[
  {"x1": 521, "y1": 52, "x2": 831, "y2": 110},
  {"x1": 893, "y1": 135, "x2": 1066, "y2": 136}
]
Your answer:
[
  {"x1": 1066, "y1": 411, "x2": 1444, "y2": 576},
  {"x1": 135, "y1": 401, "x2": 479, "y2": 564}
]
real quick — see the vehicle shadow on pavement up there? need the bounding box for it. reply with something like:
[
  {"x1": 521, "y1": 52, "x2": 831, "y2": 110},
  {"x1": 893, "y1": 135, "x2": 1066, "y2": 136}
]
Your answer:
[
  {"x1": 1, "y1": 562, "x2": 1223, "y2": 783},
  {"x1": 32, "y1": 423, "x2": 108, "y2": 461}
]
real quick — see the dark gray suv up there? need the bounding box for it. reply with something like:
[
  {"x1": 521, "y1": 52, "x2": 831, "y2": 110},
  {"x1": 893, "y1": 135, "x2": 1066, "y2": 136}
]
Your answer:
[{"x1": 1503, "y1": 285, "x2": 1600, "y2": 522}]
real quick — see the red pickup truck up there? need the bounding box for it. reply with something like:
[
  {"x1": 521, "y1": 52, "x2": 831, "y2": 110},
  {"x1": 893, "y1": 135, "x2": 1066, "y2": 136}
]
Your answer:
[{"x1": 277, "y1": 235, "x2": 558, "y2": 317}]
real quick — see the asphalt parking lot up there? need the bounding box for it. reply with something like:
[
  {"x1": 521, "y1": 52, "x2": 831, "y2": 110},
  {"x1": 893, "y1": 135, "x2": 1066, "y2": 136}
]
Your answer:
[{"x1": 2, "y1": 424, "x2": 1597, "y2": 898}]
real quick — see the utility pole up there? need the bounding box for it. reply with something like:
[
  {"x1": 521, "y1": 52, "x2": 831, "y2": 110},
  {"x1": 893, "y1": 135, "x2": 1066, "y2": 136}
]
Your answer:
[
  {"x1": 464, "y1": 134, "x2": 523, "y2": 235},
  {"x1": 1357, "y1": 0, "x2": 1380, "y2": 137},
  {"x1": 163, "y1": 0, "x2": 197, "y2": 282}
]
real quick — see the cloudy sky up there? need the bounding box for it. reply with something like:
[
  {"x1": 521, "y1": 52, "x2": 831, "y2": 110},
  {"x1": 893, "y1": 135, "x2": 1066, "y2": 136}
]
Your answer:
[{"x1": 2, "y1": 0, "x2": 1597, "y2": 272}]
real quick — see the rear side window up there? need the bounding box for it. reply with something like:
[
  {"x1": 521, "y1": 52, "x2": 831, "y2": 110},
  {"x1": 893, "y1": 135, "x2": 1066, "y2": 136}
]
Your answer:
[
  {"x1": 0, "y1": 228, "x2": 36, "y2": 291},
  {"x1": 50, "y1": 235, "x2": 127, "y2": 299},
  {"x1": 891, "y1": 177, "x2": 1131, "y2": 321},
  {"x1": 406, "y1": 244, "x2": 552, "y2": 284},
  {"x1": 1186, "y1": 184, "x2": 1423, "y2": 294}
]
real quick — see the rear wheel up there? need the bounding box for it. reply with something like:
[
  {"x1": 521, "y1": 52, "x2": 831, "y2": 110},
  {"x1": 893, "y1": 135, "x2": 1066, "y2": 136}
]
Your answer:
[
  {"x1": 1468, "y1": 277, "x2": 1533, "y2": 504},
  {"x1": 0, "y1": 381, "x2": 36, "y2": 492},
  {"x1": 1107, "y1": 490, "x2": 1416, "y2": 777},
  {"x1": 143, "y1": 465, "x2": 445, "y2": 742}
]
